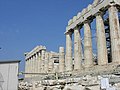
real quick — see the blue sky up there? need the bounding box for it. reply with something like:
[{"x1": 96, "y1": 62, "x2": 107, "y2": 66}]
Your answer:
[{"x1": 0, "y1": 0, "x2": 93, "y2": 72}]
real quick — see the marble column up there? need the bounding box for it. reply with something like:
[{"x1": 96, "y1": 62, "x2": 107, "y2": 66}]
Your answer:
[
  {"x1": 32, "y1": 56, "x2": 35, "y2": 76},
  {"x1": 25, "y1": 59, "x2": 27, "y2": 72},
  {"x1": 36, "y1": 53, "x2": 39, "y2": 73},
  {"x1": 34, "y1": 55, "x2": 36, "y2": 74},
  {"x1": 59, "y1": 47, "x2": 65, "y2": 72},
  {"x1": 27, "y1": 59, "x2": 29, "y2": 77},
  {"x1": 35, "y1": 54, "x2": 38, "y2": 74},
  {"x1": 31, "y1": 56, "x2": 33, "y2": 74},
  {"x1": 29, "y1": 58, "x2": 31, "y2": 77},
  {"x1": 38, "y1": 51, "x2": 41, "y2": 73},
  {"x1": 65, "y1": 31, "x2": 73, "y2": 71},
  {"x1": 27, "y1": 58, "x2": 30, "y2": 77},
  {"x1": 25, "y1": 59, "x2": 28, "y2": 77},
  {"x1": 44, "y1": 52, "x2": 49, "y2": 73},
  {"x1": 48, "y1": 53, "x2": 54, "y2": 73},
  {"x1": 108, "y1": 5, "x2": 120, "y2": 63},
  {"x1": 29, "y1": 58, "x2": 32, "y2": 76},
  {"x1": 96, "y1": 12, "x2": 108, "y2": 65},
  {"x1": 41, "y1": 49, "x2": 45, "y2": 73},
  {"x1": 30, "y1": 57, "x2": 32, "y2": 77},
  {"x1": 33, "y1": 55, "x2": 36, "y2": 74},
  {"x1": 74, "y1": 26, "x2": 82, "y2": 70},
  {"x1": 84, "y1": 20, "x2": 93, "y2": 67}
]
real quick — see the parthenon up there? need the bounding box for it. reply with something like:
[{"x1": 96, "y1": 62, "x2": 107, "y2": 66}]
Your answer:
[
  {"x1": 65, "y1": 0, "x2": 120, "y2": 71},
  {"x1": 19, "y1": 0, "x2": 120, "y2": 90}
]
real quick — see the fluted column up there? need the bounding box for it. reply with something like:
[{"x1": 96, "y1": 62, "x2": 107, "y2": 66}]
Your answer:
[
  {"x1": 44, "y1": 52, "x2": 49, "y2": 73},
  {"x1": 25, "y1": 59, "x2": 28, "y2": 72},
  {"x1": 96, "y1": 12, "x2": 108, "y2": 65},
  {"x1": 30, "y1": 57, "x2": 32, "y2": 77},
  {"x1": 84, "y1": 20, "x2": 93, "y2": 67},
  {"x1": 31, "y1": 56, "x2": 33, "y2": 75},
  {"x1": 25, "y1": 59, "x2": 28, "y2": 78},
  {"x1": 36, "y1": 53, "x2": 39, "y2": 73},
  {"x1": 108, "y1": 5, "x2": 120, "y2": 63},
  {"x1": 48, "y1": 53, "x2": 54, "y2": 73},
  {"x1": 74, "y1": 26, "x2": 82, "y2": 70},
  {"x1": 30, "y1": 57, "x2": 32, "y2": 75},
  {"x1": 34, "y1": 55, "x2": 36, "y2": 74},
  {"x1": 27, "y1": 58, "x2": 30, "y2": 77},
  {"x1": 65, "y1": 31, "x2": 73, "y2": 71},
  {"x1": 59, "y1": 47, "x2": 65, "y2": 72},
  {"x1": 41, "y1": 49, "x2": 46, "y2": 73},
  {"x1": 33, "y1": 55, "x2": 36, "y2": 74},
  {"x1": 35, "y1": 54, "x2": 38, "y2": 74},
  {"x1": 29, "y1": 58, "x2": 31, "y2": 77},
  {"x1": 38, "y1": 51, "x2": 41, "y2": 73}
]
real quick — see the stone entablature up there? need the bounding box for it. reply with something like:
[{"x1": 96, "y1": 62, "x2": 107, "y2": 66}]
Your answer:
[
  {"x1": 66, "y1": 0, "x2": 120, "y2": 32},
  {"x1": 25, "y1": 45, "x2": 46, "y2": 60}
]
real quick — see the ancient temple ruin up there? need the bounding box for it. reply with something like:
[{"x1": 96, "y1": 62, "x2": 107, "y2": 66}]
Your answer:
[
  {"x1": 65, "y1": 0, "x2": 120, "y2": 71},
  {"x1": 24, "y1": 45, "x2": 59, "y2": 78},
  {"x1": 19, "y1": 0, "x2": 120, "y2": 90}
]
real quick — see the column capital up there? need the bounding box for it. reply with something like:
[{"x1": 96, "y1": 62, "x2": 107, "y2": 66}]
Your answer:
[
  {"x1": 83, "y1": 19, "x2": 91, "y2": 24},
  {"x1": 95, "y1": 11, "x2": 104, "y2": 17},
  {"x1": 38, "y1": 51, "x2": 41, "y2": 56},
  {"x1": 74, "y1": 25, "x2": 81, "y2": 30},
  {"x1": 108, "y1": 2, "x2": 116, "y2": 7},
  {"x1": 65, "y1": 31, "x2": 73, "y2": 35},
  {"x1": 35, "y1": 53, "x2": 37, "y2": 57}
]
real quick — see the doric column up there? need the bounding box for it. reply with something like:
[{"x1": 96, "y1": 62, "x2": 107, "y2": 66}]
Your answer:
[
  {"x1": 108, "y1": 5, "x2": 120, "y2": 63},
  {"x1": 25, "y1": 59, "x2": 28, "y2": 73},
  {"x1": 41, "y1": 49, "x2": 46, "y2": 73},
  {"x1": 65, "y1": 31, "x2": 73, "y2": 71},
  {"x1": 74, "y1": 26, "x2": 82, "y2": 70},
  {"x1": 36, "y1": 53, "x2": 39, "y2": 73},
  {"x1": 35, "y1": 53, "x2": 38, "y2": 74},
  {"x1": 44, "y1": 52, "x2": 49, "y2": 73},
  {"x1": 59, "y1": 47, "x2": 65, "y2": 73},
  {"x1": 31, "y1": 56, "x2": 33, "y2": 74},
  {"x1": 34, "y1": 55, "x2": 36, "y2": 74},
  {"x1": 96, "y1": 12, "x2": 108, "y2": 65},
  {"x1": 29, "y1": 57, "x2": 32, "y2": 75},
  {"x1": 84, "y1": 20, "x2": 93, "y2": 67},
  {"x1": 30, "y1": 57, "x2": 32, "y2": 74},
  {"x1": 25, "y1": 59, "x2": 28, "y2": 77},
  {"x1": 28, "y1": 58, "x2": 31, "y2": 77},
  {"x1": 33, "y1": 55, "x2": 36, "y2": 74},
  {"x1": 48, "y1": 53, "x2": 54, "y2": 73},
  {"x1": 27, "y1": 58, "x2": 30, "y2": 77},
  {"x1": 31, "y1": 56, "x2": 34, "y2": 77},
  {"x1": 38, "y1": 51, "x2": 41, "y2": 73}
]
